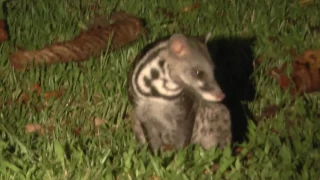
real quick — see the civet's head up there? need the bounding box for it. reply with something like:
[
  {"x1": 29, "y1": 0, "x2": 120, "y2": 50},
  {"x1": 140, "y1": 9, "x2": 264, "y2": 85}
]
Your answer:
[{"x1": 165, "y1": 34, "x2": 225, "y2": 102}]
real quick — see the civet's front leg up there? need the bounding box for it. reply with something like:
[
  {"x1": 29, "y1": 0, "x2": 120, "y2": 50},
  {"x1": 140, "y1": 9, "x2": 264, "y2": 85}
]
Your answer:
[
  {"x1": 191, "y1": 103, "x2": 232, "y2": 150},
  {"x1": 132, "y1": 116, "x2": 147, "y2": 144},
  {"x1": 133, "y1": 109, "x2": 163, "y2": 152}
]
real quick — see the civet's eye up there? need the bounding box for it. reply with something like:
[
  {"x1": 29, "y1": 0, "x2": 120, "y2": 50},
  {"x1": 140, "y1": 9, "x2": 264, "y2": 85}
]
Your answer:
[{"x1": 196, "y1": 70, "x2": 205, "y2": 79}]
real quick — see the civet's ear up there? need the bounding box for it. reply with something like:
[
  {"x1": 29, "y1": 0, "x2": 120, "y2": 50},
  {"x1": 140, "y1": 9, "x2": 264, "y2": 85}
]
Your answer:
[{"x1": 169, "y1": 34, "x2": 190, "y2": 57}]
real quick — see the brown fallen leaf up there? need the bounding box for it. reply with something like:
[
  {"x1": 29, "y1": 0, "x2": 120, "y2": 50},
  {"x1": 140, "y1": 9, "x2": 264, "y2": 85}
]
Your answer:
[
  {"x1": 181, "y1": 2, "x2": 200, "y2": 12},
  {"x1": 246, "y1": 153, "x2": 252, "y2": 160},
  {"x1": 299, "y1": 0, "x2": 314, "y2": 5},
  {"x1": 0, "y1": 20, "x2": 8, "y2": 43},
  {"x1": 253, "y1": 56, "x2": 264, "y2": 68},
  {"x1": 269, "y1": 49, "x2": 320, "y2": 95},
  {"x1": 212, "y1": 164, "x2": 219, "y2": 173},
  {"x1": 0, "y1": 83, "x2": 66, "y2": 113},
  {"x1": 9, "y1": 11, "x2": 144, "y2": 71},
  {"x1": 20, "y1": 83, "x2": 65, "y2": 103},
  {"x1": 149, "y1": 175, "x2": 161, "y2": 180},
  {"x1": 44, "y1": 89, "x2": 65, "y2": 100},
  {"x1": 203, "y1": 168, "x2": 211, "y2": 175},
  {"x1": 260, "y1": 104, "x2": 281, "y2": 119},
  {"x1": 156, "y1": 2, "x2": 200, "y2": 19},
  {"x1": 30, "y1": 83, "x2": 41, "y2": 95},
  {"x1": 155, "y1": 8, "x2": 175, "y2": 19},
  {"x1": 73, "y1": 127, "x2": 82, "y2": 136},
  {"x1": 234, "y1": 146, "x2": 251, "y2": 161},
  {"x1": 25, "y1": 123, "x2": 44, "y2": 134},
  {"x1": 269, "y1": 65, "x2": 292, "y2": 91},
  {"x1": 154, "y1": 3, "x2": 201, "y2": 34},
  {"x1": 235, "y1": 147, "x2": 243, "y2": 154},
  {"x1": 91, "y1": 117, "x2": 106, "y2": 127},
  {"x1": 161, "y1": 144, "x2": 175, "y2": 152},
  {"x1": 18, "y1": 92, "x2": 31, "y2": 104}
]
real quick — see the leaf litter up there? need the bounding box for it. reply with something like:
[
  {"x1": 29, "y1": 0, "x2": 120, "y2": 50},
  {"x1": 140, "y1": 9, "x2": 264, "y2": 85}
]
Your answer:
[
  {"x1": 9, "y1": 11, "x2": 144, "y2": 71},
  {"x1": 269, "y1": 50, "x2": 320, "y2": 96},
  {"x1": 2, "y1": 3, "x2": 319, "y2": 177}
]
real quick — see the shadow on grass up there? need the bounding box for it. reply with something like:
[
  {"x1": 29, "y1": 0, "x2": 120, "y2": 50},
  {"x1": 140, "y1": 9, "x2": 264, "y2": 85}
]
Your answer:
[
  {"x1": 1, "y1": 0, "x2": 10, "y2": 40},
  {"x1": 207, "y1": 36, "x2": 256, "y2": 144}
]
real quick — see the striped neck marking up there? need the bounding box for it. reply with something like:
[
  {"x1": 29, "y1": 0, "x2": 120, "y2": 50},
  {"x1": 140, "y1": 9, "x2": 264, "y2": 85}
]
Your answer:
[{"x1": 132, "y1": 41, "x2": 182, "y2": 99}]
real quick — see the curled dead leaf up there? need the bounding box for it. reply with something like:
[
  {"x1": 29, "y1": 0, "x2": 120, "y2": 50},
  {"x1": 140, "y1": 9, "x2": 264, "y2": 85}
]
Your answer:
[
  {"x1": 73, "y1": 127, "x2": 82, "y2": 136},
  {"x1": 299, "y1": 0, "x2": 314, "y2": 5},
  {"x1": 155, "y1": 8, "x2": 175, "y2": 18},
  {"x1": 149, "y1": 176, "x2": 161, "y2": 180},
  {"x1": 253, "y1": 56, "x2": 264, "y2": 69},
  {"x1": 32, "y1": 83, "x2": 42, "y2": 95},
  {"x1": 269, "y1": 49, "x2": 320, "y2": 95},
  {"x1": 182, "y1": 2, "x2": 200, "y2": 12},
  {"x1": 246, "y1": 153, "x2": 252, "y2": 160},
  {"x1": 9, "y1": 11, "x2": 144, "y2": 71},
  {"x1": 18, "y1": 92, "x2": 31, "y2": 104},
  {"x1": 156, "y1": 2, "x2": 200, "y2": 19},
  {"x1": 90, "y1": 117, "x2": 106, "y2": 127},
  {"x1": 161, "y1": 144, "x2": 175, "y2": 151},
  {"x1": 260, "y1": 104, "x2": 280, "y2": 119},
  {"x1": 203, "y1": 168, "x2": 211, "y2": 175},
  {"x1": 269, "y1": 65, "x2": 292, "y2": 91},
  {"x1": 235, "y1": 147, "x2": 243, "y2": 154},
  {"x1": 1, "y1": 83, "x2": 66, "y2": 113},
  {"x1": 212, "y1": 164, "x2": 219, "y2": 172},
  {"x1": 25, "y1": 123, "x2": 44, "y2": 134},
  {"x1": 44, "y1": 89, "x2": 65, "y2": 100}
]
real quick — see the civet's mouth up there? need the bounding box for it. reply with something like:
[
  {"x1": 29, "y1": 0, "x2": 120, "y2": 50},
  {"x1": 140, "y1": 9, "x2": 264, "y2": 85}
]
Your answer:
[{"x1": 199, "y1": 88, "x2": 225, "y2": 102}]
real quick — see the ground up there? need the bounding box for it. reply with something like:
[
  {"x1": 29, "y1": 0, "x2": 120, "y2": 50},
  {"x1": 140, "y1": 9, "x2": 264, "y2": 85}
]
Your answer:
[{"x1": 0, "y1": 0, "x2": 319, "y2": 179}]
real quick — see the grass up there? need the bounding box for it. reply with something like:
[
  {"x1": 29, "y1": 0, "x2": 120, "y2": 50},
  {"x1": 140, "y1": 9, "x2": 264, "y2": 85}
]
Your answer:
[{"x1": 0, "y1": 0, "x2": 320, "y2": 179}]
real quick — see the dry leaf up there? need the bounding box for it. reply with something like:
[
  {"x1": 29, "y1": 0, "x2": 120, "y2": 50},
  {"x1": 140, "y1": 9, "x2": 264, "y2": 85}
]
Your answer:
[
  {"x1": 253, "y1": 56, "x2": 264, "y2": 68},
  {"x1": 9, "y1": 11, "x2": 144, "y2": 71},
  {"x1": 260, "y1": 105, "x2": 280, "y2": 119},
  {"x1": 155, "y1": 8, "x2": 175, "y2": 18},
  {"x1": 30, "y1": 83, "x2": 42, "y2": 95},
  {"x1": 73, "y1": 127, "x2": 82, "y2": 136},
  {"x1": 299, "y1": 0, "x2": 314, "y2": 5},
  {"x1": 161, "y1": 144, "x2": 175, "y2": 151},
  {"x1": 269, "y1": 65, "x2": 292, "y2": 90},
  {"x1": 234, "y1": 146, "x2": 251, "y2": 160},
  {"x1": 182, "y1": 2, "x2": 200, "y2": 12},
  {"x1": 203, "y1": 168, "x2": 211, "y2": 175},
  {"x1": 246, "y1": 153, "x2": 252, "y2": 160},
  {"x1": 149, "y1": 176, "x2": 161, "y2": 180},
  {"x1": 202, "y1": 164, "x2": 220, "y2": 174},
  {"x1": 156, "y1": 2, "x2": 200, "y2": 19},
  {"x1": 21, "y1": 84, "x2": 64, "y2": 103},
  {"x1": 235, "y1": 147, "x2": 243, "y2": 154},
  {"x1": 1, "y1": 83, "x2": 66, "y2": 113},
  {"x1": 25, "y1": 123, "x2": 44, "y2": 134},
  {"x1": 212, "y1": 164, "x2": 219, "y2": 172},
  {"x1": 44, "y1": 89, "x2": 65, "y2": 100},
  {"x1": 91, "y1": 117, "x2": 106, "y2": 127},
  {"x1": 18, "y1": 92, "x2": 31, "y2": 104},
  {"x1": 0, "y1": 20, "x2": 8, "y2": 43},
  {"x1": 154, "y1": 3, "x2": 201, "y2": 34},
  {"x1": 269, "y1": 49, "x2": 320, "y2": 95}
]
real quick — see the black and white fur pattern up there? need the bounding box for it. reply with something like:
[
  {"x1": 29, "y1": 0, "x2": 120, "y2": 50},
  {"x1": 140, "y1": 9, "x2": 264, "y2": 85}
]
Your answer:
[
  {"x1": 131, "y1": 40, "x2": 183, "y2": 101},
  {"x1": 127, "y1": 34, "x2": 232, "y2": 152}
]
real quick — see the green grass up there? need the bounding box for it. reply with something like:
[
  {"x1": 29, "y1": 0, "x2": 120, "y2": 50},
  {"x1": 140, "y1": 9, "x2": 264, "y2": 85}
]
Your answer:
[{"x1": 0, "y1": 0, "x2": 320, "y2": 179}]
